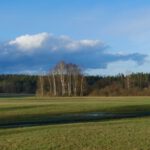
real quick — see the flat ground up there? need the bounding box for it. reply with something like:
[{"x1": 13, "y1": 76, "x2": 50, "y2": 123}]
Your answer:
[{"x1": 0, "y1": 96, "x2": 150, "y2": 150}]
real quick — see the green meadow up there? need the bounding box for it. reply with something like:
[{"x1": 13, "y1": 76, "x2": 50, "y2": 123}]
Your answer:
[{"x1": 0, "y1": 96, "x2": 150, "y2": 150}]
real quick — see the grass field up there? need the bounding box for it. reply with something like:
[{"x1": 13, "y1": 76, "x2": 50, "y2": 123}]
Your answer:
[{"x1": 0, "y1": 96, "x2": 150, "y2": 150}]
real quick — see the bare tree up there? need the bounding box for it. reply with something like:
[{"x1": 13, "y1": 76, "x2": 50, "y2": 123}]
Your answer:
[
  {"x1": 47, "y1": 73, "x2": 52, "y2": 95},
  {"x1": 126, "y1": 71, "x2": 131, "y2": 90},
  {"x1": 66, "y1": 63, "x2": 72, "y2": 96},
  {"x1": 72, "y1": 64, "x2": 80, "y2": 96},
  {"x1": 52, "y1": 70, "x2": 57, "y2": 96},
  {"x1": 80, "y1": 75, "x2": 84, "y2": 96},
  {"x1": 37, "y1": 74, "x2": 44, "y2": 96},
  {"x1": 36, "y1": 61, "x2": 86, "y2": 96},
  {"x1": 55, "y1": 61, "x2": 66, "y2": 96}
]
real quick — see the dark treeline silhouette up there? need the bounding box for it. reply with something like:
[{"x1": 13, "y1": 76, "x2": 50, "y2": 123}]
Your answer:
[
  {"x1": 1, "y1": 71, "x2": 150, "y2": 96},
  {"x1": 0, "y1": 74, "x2": 37, "y2": 94}
]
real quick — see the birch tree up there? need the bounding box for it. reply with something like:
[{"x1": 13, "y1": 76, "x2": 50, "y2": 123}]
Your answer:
[
  {"x1": 66, "y1": 63, "x2": 73, "y2": 96},
  {"x1": 47, "y1": 72, "x2": 52, "y2": 95},
  {"x1": 37, "y1": 61, "x2": 86, "y2": 96},
  {"x1": 52, "y1": 70, "x2": 57, "y2": 96},
  {"x1": 55, "y1": 61, "x2": 66, "y2": 96}
]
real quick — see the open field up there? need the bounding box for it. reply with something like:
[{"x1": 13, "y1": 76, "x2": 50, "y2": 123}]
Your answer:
[
  {"x1": 0, "y1": 96, "x2": 150, "y2": 149},
  {"x1": 1, "y1": 117, "x2": 150, "y2": 150},
  {"x1": 1, "y1": 96, "x2": 150, "y2": 125}
]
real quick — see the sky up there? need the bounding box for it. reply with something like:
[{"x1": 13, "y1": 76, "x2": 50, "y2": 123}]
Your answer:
[{"x1": 0, "y1": 0, "x2": 150, "y2": 75}]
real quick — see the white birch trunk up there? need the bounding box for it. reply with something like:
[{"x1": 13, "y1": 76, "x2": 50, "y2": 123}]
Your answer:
[
  {"x1": 60, "y1": 74, "x2": 65, "y2": 96},
  {"x1": 80, "y1": 76, "x2": 84, "y2": 96},
  {"x1": 73, "y1": 75, "x2": 77, "y2": 96},
  {"x1": 48, "y1": 75, "x2": 52, "y2": 95},
  {"x1": 52, "y1": 73, "x2": 57, "y2": 96},
  {"x1": 39, "y1": 76, "x2": 44, "y2": 96},
  {"x1": 67, "y1": 74, "x2": 72, "y2": 96}
]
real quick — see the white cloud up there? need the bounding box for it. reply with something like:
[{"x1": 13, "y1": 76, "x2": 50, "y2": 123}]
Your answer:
[
  {"x1": 8, "y1": 32, "x2": 104, "y2": 52},
  {"x1": 65, "y1": 40, "x2": 101, "y2": 50},
  {"x1": 9, "y1": 32, "x2": 49, "y2": 50}
]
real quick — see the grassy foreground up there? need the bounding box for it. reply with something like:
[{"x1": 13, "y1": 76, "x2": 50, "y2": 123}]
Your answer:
[
  {"x1": 0, "y1": 96, "x2": 150, "y2": 150},
  {"x1": 0, "y1": 117, "x2": 150, "y2": 150}
]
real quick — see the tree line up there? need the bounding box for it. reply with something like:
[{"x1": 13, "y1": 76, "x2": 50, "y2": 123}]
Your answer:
[
  {"x1": 1, "y1": 62, "x2": 150, "y2": 96},
  {"x1": 0, "y1": 74, "x2": 37, "y2": 94},
  {"x1": 86, "y1": 73, "x2": 150, "y2": 96}
]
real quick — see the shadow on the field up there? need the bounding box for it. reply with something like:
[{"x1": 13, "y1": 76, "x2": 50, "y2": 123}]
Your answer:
[{"x1": 0, "y1": 108, "x2": 150, "y2": 128}]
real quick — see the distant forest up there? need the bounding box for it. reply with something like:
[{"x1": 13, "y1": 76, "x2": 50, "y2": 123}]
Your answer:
[{"x1": 1, "y1": 72, "x2": 150, "y2": 96}]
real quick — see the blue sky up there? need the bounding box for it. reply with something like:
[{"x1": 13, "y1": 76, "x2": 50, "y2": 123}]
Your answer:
[{"x1": 0, "y1": 0, "x2": 150, "y2": 75}]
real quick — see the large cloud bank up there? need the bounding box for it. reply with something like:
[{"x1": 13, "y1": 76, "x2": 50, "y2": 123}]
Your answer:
[{"x1": 0, "y1": 33, "x2": 147, "y2": 74}]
